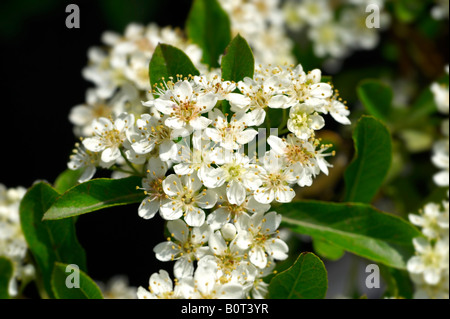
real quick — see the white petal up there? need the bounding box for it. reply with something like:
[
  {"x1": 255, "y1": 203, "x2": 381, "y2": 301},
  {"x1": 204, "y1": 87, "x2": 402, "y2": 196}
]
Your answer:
[
  {"x1": 250, "y1": 246, "x2": 268, "y2": 269},
  {"x1": 227, "y1": 180, "x2": 246, "y2": 205},
  {"x1": 184, "y1": 206, "x2": 206, "y2": 227},
  {"x1": 153, "y1": 241, "x2": 178, "y2": 262},
  {"x1": 174, "y1": 258, "x2": 195, "y2": 279},
  {"x1": 265, "y1": 238, "x2": 289, "y2": 260},
  {"x1": 101, "y1": 147, "x2": 121, "y2": 162},
  {"x1": 167, "y1": 219, "x2": 189, "y2": 243},
  {"x1": 138, "y1": 197, "x2": 160, "y2": 219}
]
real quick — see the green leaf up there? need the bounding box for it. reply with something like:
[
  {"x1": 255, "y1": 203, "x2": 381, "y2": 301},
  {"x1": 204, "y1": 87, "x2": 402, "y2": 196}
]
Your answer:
[
  {"x1": 54, "y1": 168, "x2": 83, "y2": 193},
  {"x1": 19, "y1": 182, "x2": 87, "y2": 298},
  {"x1": 278, "y1": 200, "x2": 422, "y2": 269},
  {"x1": 51, "y1": 262, "x2": 103, "y2": 299},
  {"x1": 313, "y1": 238, "x2": 345, "y2": 261},
  {"x1": 186, "y1": 0, "x2": 231, "y2": 68},
  {"x1": 0, "y1": 257, "x2": 14, "y2": 299},
  {"x1": 43, "y1": 176, "x2": 145, "y2": 220},
  {"x1": 357, "y1": 79, "x2": 393, "y2": 122},
  {"x1": 380, "y1": 265, "x2": 413, "y2": 299},
  {"x1": 268, "y1": 252, "x2": 328, "y2": 299},
  {"x1": 149, "y1": 43, "x2": 200, "y2": 90},
  {"x1": 344, "y1": 116, "x2": 392, "y2": 203},
  {"x1": 221, "y1": 34, "x2": 254, "y2": 83}
]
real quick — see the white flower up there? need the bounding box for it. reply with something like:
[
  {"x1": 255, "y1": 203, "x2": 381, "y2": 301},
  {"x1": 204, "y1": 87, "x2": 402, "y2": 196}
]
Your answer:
[
  {"x1": 99, "y1": 276, "x2": 137, "y2": 299},
  {"x1": 173, "y1": 131, "x2": 217, "y2": 182},
  {"x1": 137, "y1": 270, "x2": 183, "y2": 299},
  {"x1": 308, "y1": 21, "x2": 349, "y2": 59},
  {"x1": 67, "y1": 142, "x2": 112, "y2": 182},
  {"x1": 322, "y1": 99, "x2": 351, "y2": 125},
  {"x1": 202, "y1": 152, "x2": 262, "y2": 205},
  {"x1": 193, "y1": 70, "x2": 251, "y2": 108},
  {"x1": 409, "y1": 202, "x2": 449, "y2": 239},
  {"x1": 128, "y1": 109, "x2": 179, "y2": 162},
  {"x1": 82, "y1": 112, "x2": 135, "y2": 163},
  {"x1": 137, "y1": 157, "x2": 168, "y2": 220},
  {"x1": 233, "y1": 211, "x2": 289, "y2": 269},
  {"x1": 152, "y1": 80, "x2": 218, "y2": 138},
  {"x1": 205, "y1": 109, "x2": 258, "y2": 150},
  {"x1": 235, "y1": 75, "x2": 290, "y2": 126},
  {"x1": 253, "y1": 151, "x2": 297, "y2": 204},
  {"x1": 178, "y1": 259, "x2": 245, "y2": 299},
  {"x1": 432, "y1": 139, "x2": 449, "y2": 187},
  {"x1": 267, "y1": 134, "x2": 332, "y2": 186},
  {"x1": 153, "y1": 219, "x2": 211, "y2": 278},
  {"x1": 207, "y1": 187, "x2": 270, "y2": 230},
  {"x1": 296, "y1": 0, "x2": 332, "y2": 27},
  {"x1": 285, "y1": 66, "x2": 333, "y2": 109},
  {"x1": 407, "y1": 237, "x2": 449, "y2": 285},
  {"x1": 161, "y1": 172, "x2": 217, "y2": 226},
  {"x1": 431, "y1": 82, "x2": 449, "y2": 115},
  {"x1": 287, "y1": 103, "x2": 325, "y2": 140}
]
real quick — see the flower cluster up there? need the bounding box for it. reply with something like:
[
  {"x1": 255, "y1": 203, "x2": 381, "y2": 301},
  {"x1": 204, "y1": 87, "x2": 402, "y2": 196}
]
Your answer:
[
  {"x1": 219, "y1": 0, "x2": 295, "y2": 65},
  {"x1": 430, "y1": 66, "x2": 449, "y2": 187},
  {"x1": 406, "y1": 66, "x2": 449, "y2": 299},
  {"x1": 0, "y1": 184, "x2": 35, "y2": 297},
  {"x1": 69, "y1": 23, "x2": 204, "y2": 138},
  {"x1": 282, "y1": 0, "x2": 389, "y2": 61},
  {"x1": 67, "y1": 61, "x2": 350, "y2": 298}
]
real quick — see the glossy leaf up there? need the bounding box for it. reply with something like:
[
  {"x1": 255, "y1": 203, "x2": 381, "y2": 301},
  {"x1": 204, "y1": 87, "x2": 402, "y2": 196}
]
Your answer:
[
  {"x1": 357, "y1": 79, "x2": 393, "y2": 122},
  {"x1": 43, "y1": 176, "x2": 145, "y2": 220},
  {"x1": 268, "y1": 252, "x2": 328, "y2": 299},
  {"x1": 344, "y1": 116, "x2": 392, "y2": 203},
  {"x1": 186, "y1": 0, "x2": 231, "y2": 68},
  {"x1": 149, "y1": 43, "x2": 200, "y2": 90},
  {"x1": 54, "y1": 168, "x2": 83, "y2": 193},
  {"x1": 221, "y1": 34, "x2": 254, "y2": 83},
  {"x1": 0, "y1": 257, "x2": 14, "y2": 299},
  {"x1": 278, "y1": 200, "x2": 422, "y2": 269},
  {"x1": 51, "y1": 262, "x2": 103, "y2": 299},
  {"x1": 19, "y1": 182, "x2": 87, "y2": 298}
]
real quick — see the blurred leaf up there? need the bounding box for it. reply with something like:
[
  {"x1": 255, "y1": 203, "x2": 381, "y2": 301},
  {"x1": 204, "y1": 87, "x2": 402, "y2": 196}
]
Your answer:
[
  {"x1": 0, "y1": 257, "x2": 13, "y2": 299},
  {"x1": 186, "y1": 0, "x2": 231, "y2": 68},
  {"x1": 344, "y1": 116, "x2": 392, "y2": 203},
  {"x1": 54, "y1": 169, "x2": 83, "y2": 193},
  {"x1": 393, "y1": 0, "x2": 427, "y2": 23},
  {"x1": 380, "y1": 265, "x2": 413, "y2": 299},
  {"x1": 43, "y1": 176, "x2": 145, "y2": 220},
  {"x1": 51, "y1": 262, "x2": 103, "y2": 299},
  {"x1": 221, "y1": 34, "x2": 254, "y2": 83},
  {"x1": 313, "y1": 238, "x2": 345, "y2": 261},
  {"x1": 19, "y1": 182, "x2": 87, "y2": 298},
  {"x1": 279, "y1": 200, "x2": 422, "y2": 269},
  {"x1": 357, "y1": 79, "x2": 393, "y2": 122},
  {"x1": 149, "y1": 43, "x2": 200, "y2": 91},
  {"x1": 268, "y1": 252, "x2": 327, "y2": 299}
]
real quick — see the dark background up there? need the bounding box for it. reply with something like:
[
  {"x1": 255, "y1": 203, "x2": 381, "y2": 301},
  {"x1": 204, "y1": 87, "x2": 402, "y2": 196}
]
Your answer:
[{"x1": 0, "y1": 0, "x2": 194, "y2": 289}]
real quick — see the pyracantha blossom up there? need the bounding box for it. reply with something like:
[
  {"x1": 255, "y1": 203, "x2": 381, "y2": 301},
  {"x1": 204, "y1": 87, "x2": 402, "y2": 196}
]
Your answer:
[
  {"x1": 203, "y1": 152, "x2": 262, "y2": 206},
  {"x1": 128, "y1": 109, "x2": 179, "y2": 162},
  {"x1": 0, "y1": 184, "x2": 35, "y2": 297},
  {"x1": 161, "y1": 172, "x2": 218, "y2": 226},
  {"x1": 82, "y1": 112, "x2": 135, "y2": 163},
  {"x1": 207, "y1": 187, "x2": 270, "y2": 230},
  {"x1": 153, "y1": 219, "x2": 212, "y2": 278},
  {"x1": 233, "y1": 211, "x2": 289, "y2": 269},
  {"x1": 253, "y1": 151, "x2": 297, "y2": 204},
  {"x1": 177, "y1": 259, "x2": 245, "y2": 299},
  {"x1": 137, "y1": 157, "x2": 168, "y2": 219},
  {"x1": 137, "y1": 270, "x2": 183, "y2": 299},
  {"x1": 149, "y1": 80, "x2": 218, "y2": 138},
  {"x1": 409, "y1": 201, "x2": 449, "y2": 239},
  {"x1": 287, "y1": 103, "x2": 325, "y2": 140},
  {"x1": 205, "y1": 108, "x2": 258, "y2": 150},
  {"x1": 432, "y1": 139, "x2": 449, "y2": 187},
  {"x1": 407, "y1": 237, "x2": 449, "y2": 285}
]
